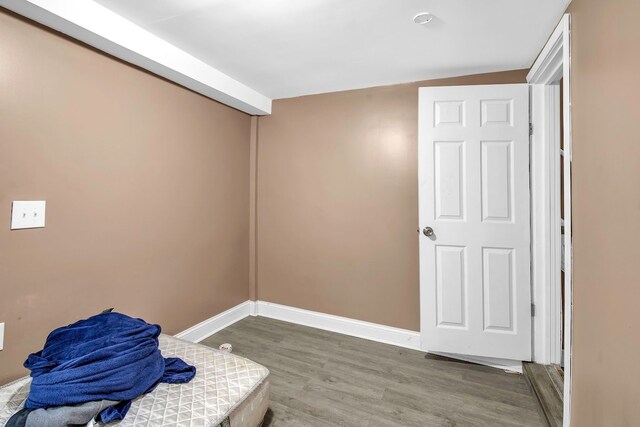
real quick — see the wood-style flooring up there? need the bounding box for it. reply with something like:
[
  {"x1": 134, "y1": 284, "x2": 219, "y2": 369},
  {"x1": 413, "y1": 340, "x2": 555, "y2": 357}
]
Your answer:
[
  {"x1": 523, "y1": 363, "x2": 564, "y2": 427},
  {"x1": 201, "y1": 316, "x2": 546, "y2": 427}
]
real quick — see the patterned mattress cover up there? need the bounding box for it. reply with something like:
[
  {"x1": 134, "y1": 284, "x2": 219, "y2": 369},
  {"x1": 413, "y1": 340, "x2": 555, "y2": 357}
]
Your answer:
[{"x1": 0, "y1": 334, "x2": 270, "y2": 426}]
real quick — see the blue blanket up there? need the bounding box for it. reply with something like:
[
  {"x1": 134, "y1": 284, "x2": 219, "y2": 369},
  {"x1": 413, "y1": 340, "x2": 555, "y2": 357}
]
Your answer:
[{"x1": 23, "y1": 312, "x2": 196, "y2": 423}]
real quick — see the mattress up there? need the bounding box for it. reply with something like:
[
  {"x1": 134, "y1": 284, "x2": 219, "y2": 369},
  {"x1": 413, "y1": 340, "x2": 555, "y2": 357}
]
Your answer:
[{"x1": 0, "y1": 334, "x2": 270, "y2": 427}]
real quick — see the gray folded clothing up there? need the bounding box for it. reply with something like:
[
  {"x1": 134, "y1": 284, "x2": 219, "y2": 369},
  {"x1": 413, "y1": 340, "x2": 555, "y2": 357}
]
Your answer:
[{"x1": 7, "y1": 400, "x2": 118, "y2": 427}]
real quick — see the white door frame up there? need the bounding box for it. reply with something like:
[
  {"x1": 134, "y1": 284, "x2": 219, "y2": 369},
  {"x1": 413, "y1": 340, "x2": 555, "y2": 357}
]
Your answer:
[{"x1": 527, "y1": 13, "x2": 572, "y2": 427}]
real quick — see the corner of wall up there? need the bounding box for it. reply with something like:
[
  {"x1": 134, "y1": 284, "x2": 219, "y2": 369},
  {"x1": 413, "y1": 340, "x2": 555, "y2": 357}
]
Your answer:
[{"x1": 249, "y1": 116, "x2": 259, "y2": 301}]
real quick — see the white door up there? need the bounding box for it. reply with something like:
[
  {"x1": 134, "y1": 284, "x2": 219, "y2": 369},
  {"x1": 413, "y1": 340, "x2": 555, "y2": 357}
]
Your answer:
[{"x1": 419, "y1": 84, "x2": 531, "y2": 361}]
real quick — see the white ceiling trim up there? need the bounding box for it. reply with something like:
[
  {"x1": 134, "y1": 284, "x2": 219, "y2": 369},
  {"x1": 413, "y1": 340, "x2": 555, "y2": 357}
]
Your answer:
[{"x1": 0, "y1": 0, "x2": 272, "y2": 115}]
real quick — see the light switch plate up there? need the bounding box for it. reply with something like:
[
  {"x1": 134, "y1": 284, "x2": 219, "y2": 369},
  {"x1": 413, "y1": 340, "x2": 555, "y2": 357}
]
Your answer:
[
  {"x1": 0, "y1": 323, "x2": 4, "y2": 351},
  {"x1": 11, "y1": 201, "x2": 46, "y2": 230}
]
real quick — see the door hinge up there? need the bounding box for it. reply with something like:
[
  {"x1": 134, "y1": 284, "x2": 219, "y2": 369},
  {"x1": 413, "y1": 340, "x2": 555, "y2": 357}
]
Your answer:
[
  {"x1": 529, "y1": 123, "x2": 533, "y2": 136},
  {"x1": 531, "y1": 303, "x2": 536, "y2": 317}
]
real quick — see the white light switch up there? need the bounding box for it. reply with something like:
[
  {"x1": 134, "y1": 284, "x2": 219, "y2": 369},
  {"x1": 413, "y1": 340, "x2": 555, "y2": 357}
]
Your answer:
[
  {"x1": 0, "y1": 323, "x2": 4, "y2": 351},
  {"x1": 11, "y1": 201, "x2": 46, "y2": 230}
]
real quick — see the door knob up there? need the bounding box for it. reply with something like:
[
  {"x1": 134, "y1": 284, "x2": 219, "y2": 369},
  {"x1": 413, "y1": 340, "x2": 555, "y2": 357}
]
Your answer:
[{"x1": 423, "y1": 227, "x2": 434, "y2": 237}]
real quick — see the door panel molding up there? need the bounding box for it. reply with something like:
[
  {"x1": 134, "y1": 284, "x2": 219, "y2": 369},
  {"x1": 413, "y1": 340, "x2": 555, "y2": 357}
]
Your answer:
[{"x1": 419, "y1": 84, "x2": 531, "y2": 362}]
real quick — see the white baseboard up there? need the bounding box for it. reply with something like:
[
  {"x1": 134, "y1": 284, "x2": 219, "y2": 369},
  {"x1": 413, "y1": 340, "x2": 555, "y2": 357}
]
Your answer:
[
  {"x1": 175, "y1": 300, "x2": 522, "y2": 373},
  {"x1": 255, "y1": 301, "x2": 421, "y2": 350},
  {"x1": 249, "y1": 300, "x2": 258, "y2": 316},
  {"x1": 175, "y1": 301, "x2": 253, "y2": 343}
]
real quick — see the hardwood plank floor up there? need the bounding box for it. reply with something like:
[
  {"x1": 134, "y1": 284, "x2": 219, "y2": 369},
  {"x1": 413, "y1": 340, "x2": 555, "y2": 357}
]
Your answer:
[{"x1": 201, "y1": 316, "x2": 546, "y2": 427}]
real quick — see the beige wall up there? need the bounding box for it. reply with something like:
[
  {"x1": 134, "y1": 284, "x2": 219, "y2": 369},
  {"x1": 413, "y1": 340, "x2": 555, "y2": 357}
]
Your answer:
[
  {"x1": 0, "y1": 10, "x2": 251, "y2": 383},
  {"x1": 8, "y1": 3, "x2": 639, "y2": 423},
  {"x1": 256, "y1": 70, "x2": 527, "y2": 331},
  {"x1": 568, "y1": 0, "x2": 640, "y2": 425}
]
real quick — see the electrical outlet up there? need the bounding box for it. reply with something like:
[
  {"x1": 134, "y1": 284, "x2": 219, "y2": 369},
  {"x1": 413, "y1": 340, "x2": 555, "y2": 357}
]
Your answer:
[{"x1": 0, "y1": 323, "x2": 4, "y2": 351}]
